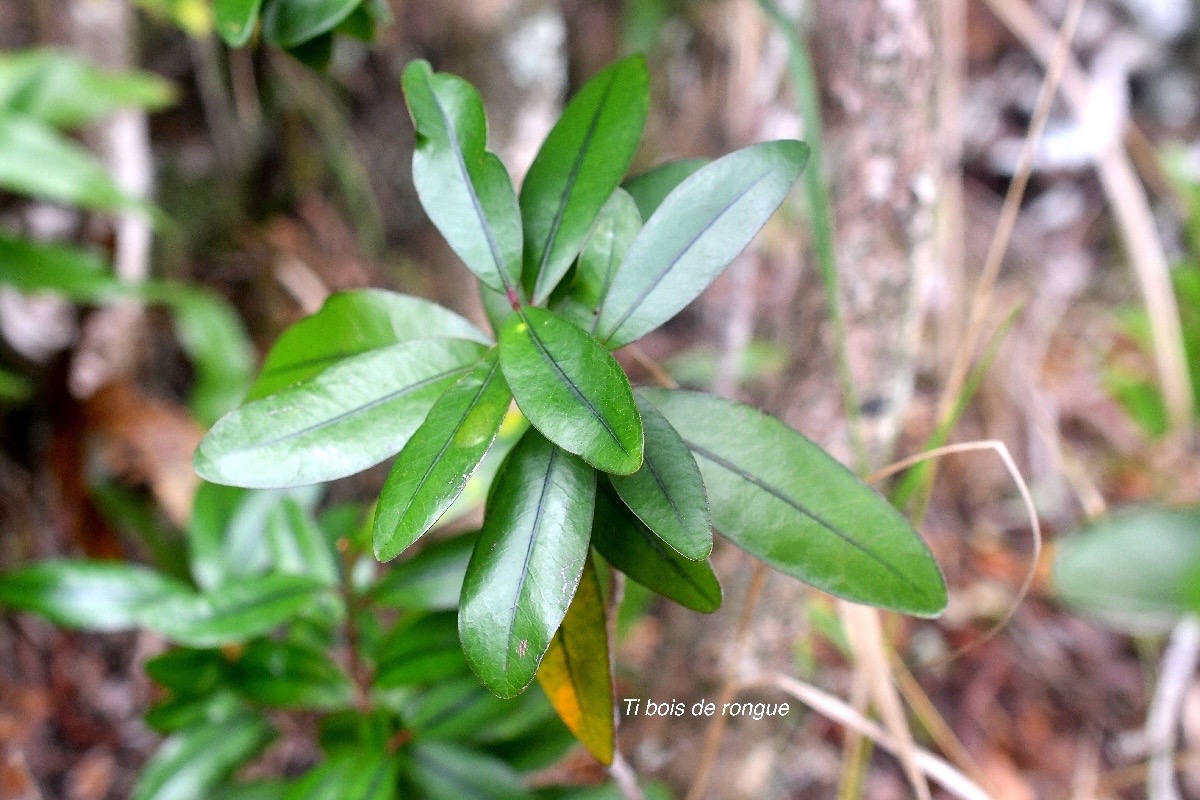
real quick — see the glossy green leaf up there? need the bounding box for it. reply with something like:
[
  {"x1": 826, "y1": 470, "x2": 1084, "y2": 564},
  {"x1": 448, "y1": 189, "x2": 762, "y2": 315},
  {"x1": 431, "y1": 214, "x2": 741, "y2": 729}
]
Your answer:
[
  {"x1": 499, "y1": 307, "x2": 642, "y2": 475},
  {"x1": 249, "y1": 289, "x2": 490, "y2": 401},
  {"x1": 519, "y1": 56, "x2": 649, "y2": 304},
  {"x1": 336, "y1": 2, "x2": 376, "y2": 41},
  {"x1": 1054, "y1": 505, "x2": 1200, "y2": 629},
  {"x1": 610, "y1": 394, "x2": 710, "y2": 559},
  {"x1": 146, "y1": 647, "x2": 227, "y2": 696},
  {"x1": 132, "y1": 713, "x2": 274, "y2": 800},
  {"x1": 554, "y1": 188, "x2": 641, "y2": 333},
  {"x1": 595, "y1": 140, "x2": 809, "y2": 348},
  {"x1": 0, "y1": 49, "x2": 175, "y2": 127},
  {"x1": 196, "y1": 338, "x2": 487, "y2": 488},
  {"x1": 374, "y1": 353, "x2": 511, "y2": 561},
  {"x1": 409, "y1": 742, "x2": 531, "y2": 800},
  {"x1": 641, "y1": 389, "x2": 947, "y2": 616},
  {"x1": 459, "y1": 431, "x2": 596, "y2": 697},
  {"x1": 140, "y1": 574, "x2": 329, "y2": 647},
  {"x1": 622, "y1": 157, "x2": 709, "y2": 219},
  {"x1": 261, "y1": 0, "x2": 359, "y2": 47},
  {"x1": 228, "y1": 638, "x2": 354, "y2": 709},
  {"x1": 0, "y1": 560, "x2": 192, "y2": 631},
  {"x1": 267, "y1": 498, "x2": 340, "y2": 586},
  {"x1": 0, "y1": 114, "x2": 142, "y2": 211},
  {"x1": 214, "y1": 0, "x2": 262, "y2": 45},
  {"x1": 373, "y1": 612, "x2": 467, "y2": 689},
  {"x1": 403, "y1": 60, "x2": 523, "y2": 296},
  {"x1": 144, "y1": 689, "x2": 245, "y2": 735},
  {"x1": 536, "y1": 558, "x2": 614, "y2": 764},
  {"x1": 591, "y1": 488, "x2": 721, "y2": 613},
  {"x1": 371, "y1": 532, "x2": 477, "y2": 610}
]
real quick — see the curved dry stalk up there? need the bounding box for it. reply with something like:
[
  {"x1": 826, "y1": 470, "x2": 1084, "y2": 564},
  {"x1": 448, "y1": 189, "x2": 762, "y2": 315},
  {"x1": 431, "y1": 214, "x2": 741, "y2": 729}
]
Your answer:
[
  {"x1": 871, "y1": 439, "x2": 1042, "y2": 664},
  {"x1": 746, "y1": 673, "x2": 994, "y2": 800}
]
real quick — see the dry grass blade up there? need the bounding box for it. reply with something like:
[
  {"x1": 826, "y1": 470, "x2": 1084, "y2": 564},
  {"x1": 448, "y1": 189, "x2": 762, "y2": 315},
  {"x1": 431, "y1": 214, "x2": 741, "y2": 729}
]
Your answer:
[
  {"x1": 753, "y1": 673, "x2": 994, "y2": 800},
  {"x1": 979, "y1": 0, "x2": 1193, "y2": 433},
  {"x1": 871, "y1": 440, "x2": 1042, "y2": 663}
]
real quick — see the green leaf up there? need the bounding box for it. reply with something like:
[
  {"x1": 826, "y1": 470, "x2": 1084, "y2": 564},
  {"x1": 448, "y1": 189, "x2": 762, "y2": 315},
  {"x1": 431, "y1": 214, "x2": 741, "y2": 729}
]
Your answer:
[
  {"x1": 641, "y1": 389, "x2": 947, "y2": 616},
  {"x1": 536, "y1": 558, "x2": 614, "y2": 765},
  {"x1": 403, "y1": 675, "x2": 512, "y2": 739},
  {"x1": 140, "y1": 573, "x2": 329, "y2": 647},
  {"x1": 283, "y1": 752, "x2": 397, "y2": 800},
  {"x1": 132, "y1": 713, "x2": 274, "y2": 800},
  {"x1": 0, "y1": 368, "x2": 32, "y2": 404},
  {"x1": 499, "y1": 307, "x2": 642, "y2": 475},
  {"x1": 371, "y1": 532, "x2": 476, "y2": 611},
  {"x1": 0, "y1": 560, "x2": 192, "y2": 631},
  {"x1": 519, "y1": 56, "x2": 649, "y2": 304},
  {"x1": 249, "y1": 289, "x2": 490, "y2": 401},
  {"x1": 285, "y1": 31, "x2": 334, "y2": 70},
  {"x1": 146, "y1": 647, "x2": 227, "y2": 696},
  {"x1": 595, "y1": 140, "x2": 809, "y2": 348},
  {"x1": 1054, "y1": 505, "x2": 1200, "y2": 629},
  {"x1": 373, "y1": 612, "x2": 467, "y2": 689},
  {"x1": 261, "y1": 0, "x2": 360, "y2": 47},
  {"x1": 459, "y1": 431, "x2": 596, "y2": 697},
  {"x1": 553, "y1": 188, "x2": 641, "y2": 333},
  {"x1": 162, "y1": 286, "x2": 255, "y2": 425},
  {"x1": 215, "y1": 0, "x2": 263, "y2": 45},
  {"x1": 409, "y1": 742, "x2": 532, "y2": 800},
  {"x1": 0, "y1": 48, "x2": 175, "y2": 127},
  {"x1": 211, "y1": 780, "x2": 289, "y2": 800},
  {"x1": 196, "y1": 338, "x2": 487, "y2": 488},
  {"x1": 0, "y1": 114, "x2": 143, "y2": 211},
  {"x1": 622, "y1": 157, "x2": 709, "y2": 219},
  {"x1": 591, "y1": 488, "x2": 721, "y2": 613},
  {"x1": 374, "y1": 353, "x2": 511, "y2": 561},
  {"x1": 403, "y1": 60, "x2": 524, "y2": 296},
  {"x1": 609, "y1": 394, "x2": 710, "y2": 559},
  {"x1": 267, "y1": 498, "x2": 340, "y2": 587},
  {"x1": 144, "y1": 689, "x2": 245, "y2": 735},
  {"x1": 228, "y1": 638, "x2": 354, "y2": 709}
]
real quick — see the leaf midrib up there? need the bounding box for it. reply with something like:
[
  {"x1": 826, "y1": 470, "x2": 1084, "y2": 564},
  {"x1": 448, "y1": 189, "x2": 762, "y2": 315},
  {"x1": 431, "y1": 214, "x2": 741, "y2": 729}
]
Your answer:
[
  {"x1": 684, "y1": 440, "x2": 925, "y2": 595},
  {"x1": 531, "y1": 69, "x2": 621, "y2": 303},
  {"x1": 601, "y1": 169, "x2": 771, "y2": 345},
  {"x1": 227, "y1": 364, "x2": 470, "y2": 454},
  {"x1": 503, "y1": 445, "x2": 559, "y2": 677},
  {"x1": 389, "y1": 357, "x2": 502, "y2": 537},
  {"x1": 426, "y1": 70, "x2": 516, "y2": 295},
  {"x1": 521, "y1": 312, "x2": 628, "y2": 455}
]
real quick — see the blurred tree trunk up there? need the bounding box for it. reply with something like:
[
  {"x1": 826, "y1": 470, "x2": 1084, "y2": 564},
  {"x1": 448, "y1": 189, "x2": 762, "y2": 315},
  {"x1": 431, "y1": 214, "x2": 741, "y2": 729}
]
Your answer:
[{"x1": 632, "y1": 0, "x2": 942, "y2": 796}]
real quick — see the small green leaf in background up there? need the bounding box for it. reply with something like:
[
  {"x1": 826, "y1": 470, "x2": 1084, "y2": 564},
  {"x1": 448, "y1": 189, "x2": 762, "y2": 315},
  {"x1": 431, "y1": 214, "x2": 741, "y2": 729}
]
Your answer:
[
  {"x1": 408, "y1": 742, "x2": 531, "y2": 800},
  {"x1": 610, "y1": 393, "x2": 711, "y2": 560},
  {"x1": 284, "y1": 751, "x2": 396, "y2": 800},
  {"x1": 211, "y1": 780, "x2": 289, "y2": 800},
  {"x1": 195, "y1": 338, "x2": 486, "y2": 488},
  {"x1": 214, "y1": 0, "x2": 263, "y2": 46},
  {"x1": 0, "y1": 560, "x2": 192, "y2": 631},
  {"x1": 519, "y1": 55, "x2": 649, "y2": 304},
  {"x1": 228, "y1": 638, "x2": 354, "y2": 709},
  {"x1": 261, "y1": 0, "x2": 361, "y2": 48},
  {"x1": 403, "y1": 674, "x2": 512, "y2": 740},
  {"x1": 267, "y1": 498, "x2": 340, "y2": 586},
  {"x1": 374, "y1": 352, "x2": 511, "y2": 561},
  {"x1": 0, "y1": 233, "x2": 120, "y2": 301},
  {"x1": 459, "y1": 431, "x2": 596, "y2": 697},
  {"x1": 622, "y1": 157, "x2": 709, "y2": 220},
  {"x1": 373, "y1": 611, "x2": 466, "y2": 689},
  {"x1": 0, "y1": 48, "x2": 175, "y2": 128},
  {"x1": 499, "y1": 307, "x2": 643, "y2": 475},
  {"x1": 0, "y1": 115, "x2": 144, "y2": 211},
  {"x1": 403, "y1": 60, "x2": 524, "y2": 297},
  {"x1": 284, "y1": 31, "x2": 334, "y2": 70},
  {"x1": 536, "y1": 558, "x2": 615, "y2": 765},
  {"x1": 133, "y1": 712, "x2": 274, "y2": 800},
  {"x1": 249, "y1": 289, "x2": 491, "y2": 401},
  {"x1": 146, "y1": 647, "x2": 227, "y2": 697},
  {"x1": 591, "y1": 488, "x2": 721, "y2": 613},
  {"x1": 140, "y1": 573, "x2": 328, "y2": 647},
  {"x1": 642, "y1": 389, "x2": 947, "y2": 616},
  {"x1": 0, "y1": 368, "x2": 33, "y2": 404},
  {"x1": 595, "y1": 139, "x2": 809, "y2": 348},
  {"x1": 371, "y1": 532, "x2": 476, "y2": 611},
  {"x1": 1054, "y1": 505, "x2": 1200, "y2": 629},
  {"x1": 554, "y1": 188, "x2": 641, "y2": 334}
]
